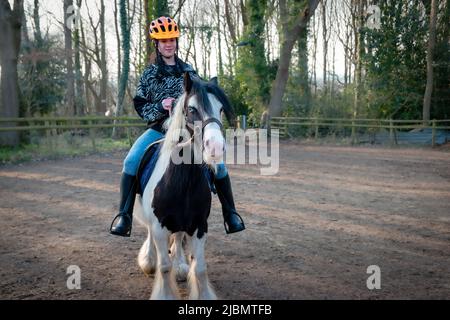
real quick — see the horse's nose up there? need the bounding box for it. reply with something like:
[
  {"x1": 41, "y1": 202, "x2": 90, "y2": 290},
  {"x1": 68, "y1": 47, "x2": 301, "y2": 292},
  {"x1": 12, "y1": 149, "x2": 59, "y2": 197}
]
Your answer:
[{"x1": 204, "y1": 137, "x2": 224, "y2": 158}]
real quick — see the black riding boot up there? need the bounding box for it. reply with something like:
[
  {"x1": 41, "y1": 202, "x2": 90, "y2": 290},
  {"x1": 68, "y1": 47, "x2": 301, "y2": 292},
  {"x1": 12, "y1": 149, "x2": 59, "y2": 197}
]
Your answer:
[
  {"x1": 109, "y1": 173, "x2": 137, "y2": 237},
  {"x1": 214, "y1": 174, "x2": 245, "y2": 234}
]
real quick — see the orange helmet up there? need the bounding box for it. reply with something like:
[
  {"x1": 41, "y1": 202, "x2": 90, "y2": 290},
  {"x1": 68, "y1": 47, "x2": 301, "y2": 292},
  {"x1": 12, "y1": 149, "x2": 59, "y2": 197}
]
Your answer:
[{"x1": 149, "y1": 16, "x2": 180, "y2": 40}]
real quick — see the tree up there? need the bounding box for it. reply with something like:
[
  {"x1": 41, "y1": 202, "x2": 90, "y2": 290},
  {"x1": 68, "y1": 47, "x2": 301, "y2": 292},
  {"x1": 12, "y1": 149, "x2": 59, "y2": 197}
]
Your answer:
[
  {"x1": 268, "y1": 0, "x2": 319, "y2": 118},
  {"x1": 113, "y1": 0, "x2": 133, "y2": 138},
  {"x1": 364, "y1": 0, "x2": 428, "y2": 120},
  {"x1": 63, "y1": 0, "x2": 75, "y2": 116},
  {"x1": 433, "y1": 0, "x2": 450, "y2": 119},
  {"x1": 144, "y1": 0, "x2": 169, "y2": 64},
  {"x1": 99, "y1": 0, "x2": 107, "y2": 115},
  {"x1": 0, "y1": 0, "x2": 23, "y2": 146},
  {"x1": 236, "y1": 0, "x2": 270, "y2": 119},
  {"x1": 73, "y1": 0, "x2": 85, "y2": 115},
  {"x1": 19, "y1": 0, "x2": 66, "y2": 117},
  {"x1": 423, "y1": 0, "x2": 438, "y2": 124}
]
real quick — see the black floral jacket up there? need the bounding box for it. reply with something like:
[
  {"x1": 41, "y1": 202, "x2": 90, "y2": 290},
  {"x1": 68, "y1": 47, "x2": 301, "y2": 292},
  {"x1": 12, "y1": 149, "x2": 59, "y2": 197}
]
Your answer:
[{"x1": 133, "y1": 57, "x2": 195, "y2": 132}]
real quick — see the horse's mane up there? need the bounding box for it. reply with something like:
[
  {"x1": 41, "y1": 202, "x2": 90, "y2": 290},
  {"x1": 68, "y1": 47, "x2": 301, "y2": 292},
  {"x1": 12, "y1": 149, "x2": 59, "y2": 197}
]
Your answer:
[{"x1": 161, "y1": 76, "x2": 235, "y2": 155}]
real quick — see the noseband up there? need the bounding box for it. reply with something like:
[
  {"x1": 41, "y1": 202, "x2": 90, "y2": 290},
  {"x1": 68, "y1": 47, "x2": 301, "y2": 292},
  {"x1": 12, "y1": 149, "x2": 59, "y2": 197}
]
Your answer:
[{"x1": 185, "y1": 113, "x2": 224, "y2": 138}]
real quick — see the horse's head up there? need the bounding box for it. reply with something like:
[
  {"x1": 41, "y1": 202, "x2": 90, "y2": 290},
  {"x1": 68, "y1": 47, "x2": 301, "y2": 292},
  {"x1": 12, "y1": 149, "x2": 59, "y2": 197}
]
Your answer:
[{"x1": 164, "y1": 73, "x2": 235, "y2": 167}]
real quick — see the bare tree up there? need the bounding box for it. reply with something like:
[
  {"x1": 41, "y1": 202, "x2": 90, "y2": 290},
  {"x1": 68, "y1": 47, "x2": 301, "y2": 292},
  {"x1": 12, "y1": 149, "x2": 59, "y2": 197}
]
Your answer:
[
  {"x1": 310, "y1": 13, "x2": 318, "y2": 96},
  {"x1": 0, "y1": 0, "x2": 24, "y2": 146},
  {"x1": 215, "y1": 0, "x2": 224, "y2": 77},
  {"x1": 268, "y1": 0, "x2": 320, "y2": 117},
  {"x1": 63, "y1": 0, "x2": 75, "y2": 116},
  {"x1": 99, "y1": 0, "x2": 107, "y2": 114},
  {"x1": 322, "y1": 0, "x2": 328, "y2": 93},
  {"x1": 74, "y1": 0, "x2": 85, "y2": 115}
]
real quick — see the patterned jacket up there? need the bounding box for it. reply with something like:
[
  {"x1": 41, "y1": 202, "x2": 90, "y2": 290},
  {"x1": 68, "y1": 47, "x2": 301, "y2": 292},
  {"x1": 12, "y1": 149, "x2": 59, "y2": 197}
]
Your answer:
[{"x1": 133, "y1": 56, "x2": 196, "y2": 132}]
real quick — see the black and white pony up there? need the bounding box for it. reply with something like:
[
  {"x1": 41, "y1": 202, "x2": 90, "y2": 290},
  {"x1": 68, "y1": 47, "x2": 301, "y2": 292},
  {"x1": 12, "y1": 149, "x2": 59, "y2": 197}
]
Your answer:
[{"x1": 135, "y1": 73, "x2": 234, "y2": 300}]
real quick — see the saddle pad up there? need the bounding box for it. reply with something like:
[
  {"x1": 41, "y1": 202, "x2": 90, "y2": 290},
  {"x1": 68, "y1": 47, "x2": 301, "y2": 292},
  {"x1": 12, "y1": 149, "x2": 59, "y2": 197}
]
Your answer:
[{"x1": 137, "y1": 142, "x2": 162, "y2": 196}]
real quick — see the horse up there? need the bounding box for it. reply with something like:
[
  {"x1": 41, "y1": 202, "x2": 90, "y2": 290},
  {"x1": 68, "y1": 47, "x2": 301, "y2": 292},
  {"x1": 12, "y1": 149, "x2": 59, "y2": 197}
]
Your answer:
[{"x1": 134, "y1": 73, "x2": 234, "y2": 300}]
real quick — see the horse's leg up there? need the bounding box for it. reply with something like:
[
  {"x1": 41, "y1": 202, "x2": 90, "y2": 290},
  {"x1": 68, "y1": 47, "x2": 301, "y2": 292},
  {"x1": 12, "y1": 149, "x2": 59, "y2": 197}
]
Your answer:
[
  {"x1": 138, "y1": 226, "x2": 156, "y2": 275},
  {"x1": 150, "y1": 223, "x2": 179, "y2": 300},
  {"x1": 187, "y1": 232, "x2": 217, "y2": 300},
  {"x1": 170, "y1": 232, "x2": 190, "y2": 282}
]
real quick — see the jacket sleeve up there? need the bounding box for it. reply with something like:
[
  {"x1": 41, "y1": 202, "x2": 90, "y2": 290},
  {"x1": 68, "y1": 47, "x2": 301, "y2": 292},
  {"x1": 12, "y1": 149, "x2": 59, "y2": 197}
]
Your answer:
[{"x1": 133, "y1": 68, "x2": 168, "y2": 122}]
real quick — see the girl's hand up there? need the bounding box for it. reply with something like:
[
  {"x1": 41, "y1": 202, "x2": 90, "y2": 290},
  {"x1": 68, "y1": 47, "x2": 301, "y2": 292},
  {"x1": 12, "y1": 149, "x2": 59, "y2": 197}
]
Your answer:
[{"x1": 162, "y1": 97, "x2": 175, "y2": 115}]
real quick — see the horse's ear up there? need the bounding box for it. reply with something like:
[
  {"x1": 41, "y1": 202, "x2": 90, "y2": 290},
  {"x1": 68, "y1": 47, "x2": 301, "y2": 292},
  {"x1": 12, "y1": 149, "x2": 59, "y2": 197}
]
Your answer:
[
  {"x1": 209, "y1": 77, "x2": 218, "y2": 86},
  {"x1": 184, "y1": 72, "x2": 193, "y2": 93}
]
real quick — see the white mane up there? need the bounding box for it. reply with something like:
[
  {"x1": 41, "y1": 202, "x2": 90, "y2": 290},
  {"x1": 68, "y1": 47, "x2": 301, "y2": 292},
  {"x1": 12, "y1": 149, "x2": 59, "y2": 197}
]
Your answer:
[{"x1": 161, "y1": 93, "x2": 188, "y2": 156}]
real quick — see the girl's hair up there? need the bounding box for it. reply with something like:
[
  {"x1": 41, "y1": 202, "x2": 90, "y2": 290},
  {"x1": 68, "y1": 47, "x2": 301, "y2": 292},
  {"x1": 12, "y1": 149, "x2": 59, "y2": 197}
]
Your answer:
[{"x1": 152, "y1": 39, "x2": 184, "y2": 77}]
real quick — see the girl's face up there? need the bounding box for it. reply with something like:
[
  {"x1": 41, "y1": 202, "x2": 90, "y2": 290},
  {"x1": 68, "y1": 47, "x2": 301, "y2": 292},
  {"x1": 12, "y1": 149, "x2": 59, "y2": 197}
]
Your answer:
[{"x1": 158, "y1": 38, "x2": 177, "y2": 58}]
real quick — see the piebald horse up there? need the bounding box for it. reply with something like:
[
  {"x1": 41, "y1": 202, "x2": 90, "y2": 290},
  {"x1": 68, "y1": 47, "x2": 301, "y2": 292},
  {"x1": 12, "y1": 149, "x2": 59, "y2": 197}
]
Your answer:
[{"x1": 135, "y1": 73, "x2": 234, "y2": 300}]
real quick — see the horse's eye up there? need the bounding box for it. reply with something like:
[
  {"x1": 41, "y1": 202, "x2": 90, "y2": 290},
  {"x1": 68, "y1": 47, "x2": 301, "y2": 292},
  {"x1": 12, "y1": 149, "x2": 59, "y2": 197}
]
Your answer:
[{"x1": 188, "y1": 106, "x2": 196, "y2": 113}]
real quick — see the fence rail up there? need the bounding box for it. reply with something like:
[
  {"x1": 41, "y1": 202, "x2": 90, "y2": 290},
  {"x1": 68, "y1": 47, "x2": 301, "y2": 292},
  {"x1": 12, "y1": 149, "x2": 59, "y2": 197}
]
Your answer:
[
  {"x1": 0, "y1": 116, "x2": 147, "y2": 151},
  {"x1": 1, "y1": 116, "x2": 450, "y2": 147},
  {"x1": 270, "y1": 117, "x2": 450, "y2": 146}
]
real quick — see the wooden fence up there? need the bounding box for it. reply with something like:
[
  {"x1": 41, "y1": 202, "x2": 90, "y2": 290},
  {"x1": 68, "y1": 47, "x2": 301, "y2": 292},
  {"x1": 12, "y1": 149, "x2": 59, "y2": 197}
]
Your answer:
[
  {"x1": 0, "y1": 116, "x2": 146, "y2": 150},
  {"x1": 270, "y1": 117, "x2": 450, "y2": 146},
  {"x1": 1, "y1": 116, "x2": 450, "y2": 147}
]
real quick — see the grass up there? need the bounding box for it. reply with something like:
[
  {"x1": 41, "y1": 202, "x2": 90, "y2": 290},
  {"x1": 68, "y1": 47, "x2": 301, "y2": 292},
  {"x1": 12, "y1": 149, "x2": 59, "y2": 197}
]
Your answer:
[{"x1": 0, "y1": 133, "x2": 133, "y2": 165}]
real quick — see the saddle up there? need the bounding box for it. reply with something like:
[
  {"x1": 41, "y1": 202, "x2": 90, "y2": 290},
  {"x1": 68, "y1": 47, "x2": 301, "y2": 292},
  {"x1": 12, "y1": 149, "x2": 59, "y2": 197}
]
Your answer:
[{"x1": 136, "y1": 139, "x2": 216, "y2": 196}]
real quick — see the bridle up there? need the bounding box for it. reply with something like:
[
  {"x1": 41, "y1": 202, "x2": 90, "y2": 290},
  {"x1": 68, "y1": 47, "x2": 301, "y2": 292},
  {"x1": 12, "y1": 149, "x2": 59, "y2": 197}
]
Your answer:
[
  {"x1": 182, "y1": 96, "x2": 224, "y2": 143},
  {"x1": 185, "y1": 117, "x2": 224, "y2": 137}
]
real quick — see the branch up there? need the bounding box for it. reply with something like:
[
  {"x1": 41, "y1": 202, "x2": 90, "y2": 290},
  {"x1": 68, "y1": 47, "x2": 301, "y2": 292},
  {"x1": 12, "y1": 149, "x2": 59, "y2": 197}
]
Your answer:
[{"x1": 173, "y1": 0, "x2": 187, "y2": 20}]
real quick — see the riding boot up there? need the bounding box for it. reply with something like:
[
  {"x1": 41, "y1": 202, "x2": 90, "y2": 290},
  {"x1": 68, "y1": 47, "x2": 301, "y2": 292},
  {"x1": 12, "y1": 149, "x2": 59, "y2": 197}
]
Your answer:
[
  {"x1": 214, "y1": 174, "x2": 245, "y2": 234},
  {"x1": 109, "y1": 173, "x2": 137, "y2": 237}
]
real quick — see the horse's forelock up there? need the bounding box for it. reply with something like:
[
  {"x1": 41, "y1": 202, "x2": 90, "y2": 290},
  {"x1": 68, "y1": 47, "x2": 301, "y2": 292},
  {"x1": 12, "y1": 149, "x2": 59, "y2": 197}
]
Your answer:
[
  {"x1": 190, "y1": 78, "x2": 235, "y2": 124},
  {"x1": 205, "y1": 82, "x2": 235, "y2": 125}
]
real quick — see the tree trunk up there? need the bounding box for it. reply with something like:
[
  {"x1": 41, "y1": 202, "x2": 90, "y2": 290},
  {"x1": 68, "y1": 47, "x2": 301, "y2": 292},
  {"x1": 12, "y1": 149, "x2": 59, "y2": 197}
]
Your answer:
[
  {"x1": 114, "y1": 0, "x2": 121, "y2": 84},
  {"x1": 352, "y1": 0, "x2": 364, "y2": 144},
  {"x1": 423, "y1": 0, "x2": 438, "y2": 124},
  {"x1": 114, "y1": 0, "x2": 131, "y2": 138},
  {"x1": 322, "y1": 0, "x2": 327, "y2": 93},
  {"x1": 0, "y1": 0, "x2": 23, "y2": 146},
  {"x1": 99, "y1": 0, "x2": 107, "y2": 114},
  {"x1": 268, "y1": 0, "x2": 319, "y2": 117},
  {"x1": 311, "y1": 14, "x2": 318, "y2": 96},
  {"x1": 33, "y1": 0, "x2": 42, "y2": 45},
  {"x1": 80, "y1": 17, "x2": 92, "y2": 113},
  {"x1": 144, "y1": 0, "x2": 152, "y2": 64},
  {"x1": 215, "y1": 0, "x2": 224, "y2": 77},
  {"x1": 298, "y1": 23, "x2": 310, "y2": 111},
  {"x1": 64, "y1": 0, "x2": 75, "y2": 116},
  {"x1": 73, "y1": 0, "x2": 85, "y2": 115}
]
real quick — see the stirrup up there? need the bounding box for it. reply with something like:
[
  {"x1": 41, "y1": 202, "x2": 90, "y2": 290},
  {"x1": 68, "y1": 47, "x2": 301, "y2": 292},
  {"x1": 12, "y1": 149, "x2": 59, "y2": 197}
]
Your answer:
[
  {"x1": 109, "y1": 213, "x2": 132, "y2": 237},
  {"x1": 224, "y1": 212, "x2": 245, "y2": 234}
]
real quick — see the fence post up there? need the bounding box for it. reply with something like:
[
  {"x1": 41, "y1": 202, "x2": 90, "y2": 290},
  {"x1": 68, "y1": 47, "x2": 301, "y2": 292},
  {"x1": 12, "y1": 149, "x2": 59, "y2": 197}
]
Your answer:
[
  {"x1": 389, "y1": 119, "x2": 395, "y2": 146},
  {"x1": 45, "y1": 120, "x2": 53, "y2": 151},
  {"x1": 432, "y1": 119, "x2": 436, "y2": 147},
  {"x1": 315, "y1": 118, "x2": 319, "y2": 140},
  {"x1": 89, "y1": 120, "x2": 97, "y2": 151},
  {"x1": 241, "y1": 115, "x2": 247, "y2": 131},
  {"x1": 284, "y1": 118, "x2": 288, "y2": 138},
  {"x1": 351, "y1": 119, "x2": 356, "y2": 145}
]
